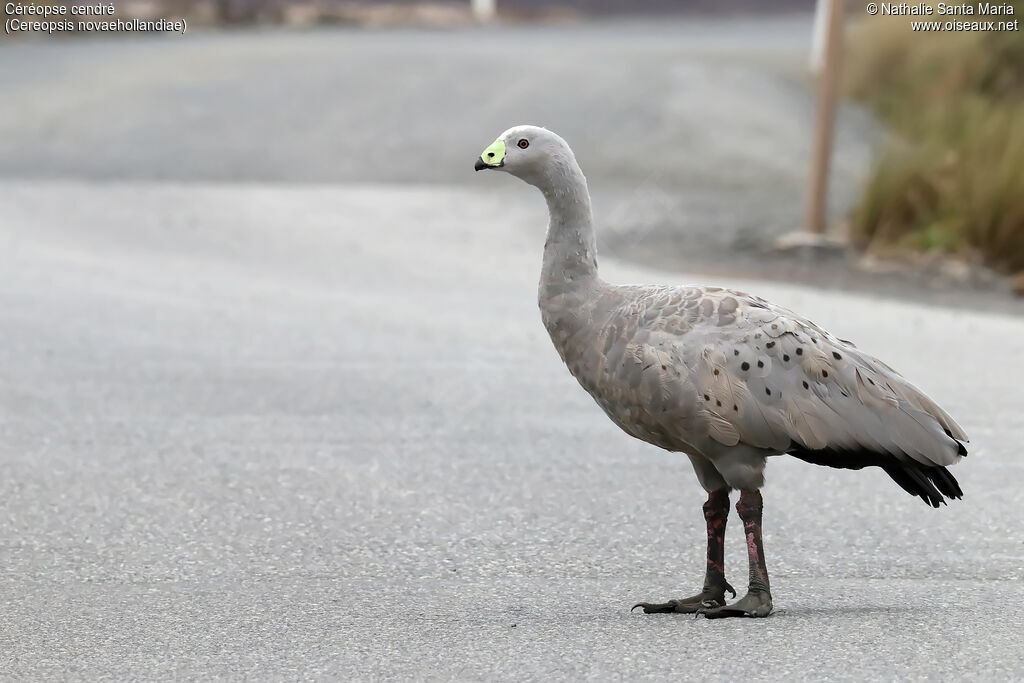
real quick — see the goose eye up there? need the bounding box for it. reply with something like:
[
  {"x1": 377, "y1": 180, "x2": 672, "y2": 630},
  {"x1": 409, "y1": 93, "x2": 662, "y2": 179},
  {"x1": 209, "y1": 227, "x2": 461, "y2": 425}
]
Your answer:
[{"x1": 517, "y1": 139, "x2": 529, "y2": 149}]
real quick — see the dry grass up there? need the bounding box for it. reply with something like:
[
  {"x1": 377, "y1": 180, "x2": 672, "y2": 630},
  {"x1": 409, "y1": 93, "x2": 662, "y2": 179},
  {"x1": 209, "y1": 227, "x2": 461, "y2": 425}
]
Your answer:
[{"x1": 844, "y1": 6, "x2": 1024, "y2": 273}]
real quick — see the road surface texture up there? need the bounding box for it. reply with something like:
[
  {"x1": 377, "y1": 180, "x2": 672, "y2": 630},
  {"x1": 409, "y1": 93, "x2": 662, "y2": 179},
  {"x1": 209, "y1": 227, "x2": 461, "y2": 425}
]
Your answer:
[
  {"x1": 2, "y1": 181, "x2": 1023, "y2": 679},
  {"x1": 2, "y1": 18, "x2": 1023, "y2": 681}
]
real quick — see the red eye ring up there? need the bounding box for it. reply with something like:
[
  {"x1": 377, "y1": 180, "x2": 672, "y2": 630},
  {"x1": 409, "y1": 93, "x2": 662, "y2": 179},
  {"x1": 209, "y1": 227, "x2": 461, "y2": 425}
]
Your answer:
[{"x1": 517, "y1": 139, "x2": 529, "y2": 149}]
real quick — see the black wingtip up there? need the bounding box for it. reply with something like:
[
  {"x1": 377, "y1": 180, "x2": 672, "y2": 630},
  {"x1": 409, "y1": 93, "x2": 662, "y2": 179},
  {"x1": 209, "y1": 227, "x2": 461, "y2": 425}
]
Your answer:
[
  {"x1": 789, "y1": 446, "x2": 963, "y2": 507},
  {"x1": 944, "y1": 429, "x2": 968, "y2": 458}
]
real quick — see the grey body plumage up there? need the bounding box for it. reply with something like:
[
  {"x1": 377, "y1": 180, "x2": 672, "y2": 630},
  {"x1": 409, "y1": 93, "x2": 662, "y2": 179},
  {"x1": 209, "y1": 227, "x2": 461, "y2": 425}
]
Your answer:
[
  {"x1": 542, "y1": 279, "x2": 967, "y2": 499},
  {"x1": 476, "y1": 125, "x2": 967, "y2": 617}
]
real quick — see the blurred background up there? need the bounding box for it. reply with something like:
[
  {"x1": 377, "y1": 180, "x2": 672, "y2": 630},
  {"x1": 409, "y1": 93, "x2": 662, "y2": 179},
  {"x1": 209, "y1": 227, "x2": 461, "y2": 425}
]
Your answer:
[
  {"x1": 3, "y1": 1, "x2": 1024, "y2": 679},
  {"x1": 4, "y1": 0, "x2": 1022, "y2": 304}
]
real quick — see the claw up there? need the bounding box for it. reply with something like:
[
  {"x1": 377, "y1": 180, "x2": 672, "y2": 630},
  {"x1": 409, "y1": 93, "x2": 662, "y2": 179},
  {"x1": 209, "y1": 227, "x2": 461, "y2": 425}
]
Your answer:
[
  {"x1": 633, "y1": 584, "x2": 736, "y2": 615},
  {"x1": 701, "y1": 591, "x2": 773, "y2": 619},
  {"x1": 631, "y1": 601, "x2": 676, "y2": 614}
]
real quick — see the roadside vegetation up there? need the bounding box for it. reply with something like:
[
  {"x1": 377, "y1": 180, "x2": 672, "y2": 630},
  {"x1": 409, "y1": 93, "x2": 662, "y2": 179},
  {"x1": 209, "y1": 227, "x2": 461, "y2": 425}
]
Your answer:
[{"x1": 844, "y1": 6, "x2": 1024, "y2": 275}]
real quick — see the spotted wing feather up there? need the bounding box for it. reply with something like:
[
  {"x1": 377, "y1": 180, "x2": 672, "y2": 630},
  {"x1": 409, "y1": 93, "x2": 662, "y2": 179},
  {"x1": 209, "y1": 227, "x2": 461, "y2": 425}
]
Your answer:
[
  {"x1": 549, "y1": 283, "x2": 967, "y2": 503},
  {"x1": 596, "y1": 286, "x2": 967, "y2": 464},
  {"x1": 678, "y1": 289, "x2": 968, "y2": 465}
]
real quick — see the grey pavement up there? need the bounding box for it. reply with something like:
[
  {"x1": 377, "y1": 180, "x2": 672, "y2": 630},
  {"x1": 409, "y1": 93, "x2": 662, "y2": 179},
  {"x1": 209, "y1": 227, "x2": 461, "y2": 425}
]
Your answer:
[{"x1": 1, "y1": 181, "x2": 1023, "y2": 679}]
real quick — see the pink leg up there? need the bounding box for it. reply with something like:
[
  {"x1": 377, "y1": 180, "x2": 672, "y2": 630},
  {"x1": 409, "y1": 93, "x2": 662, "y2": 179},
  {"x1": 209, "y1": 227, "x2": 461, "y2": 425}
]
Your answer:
[
  {"x1": 702, "y1": 489, "x2": 732, "y2": 594},
  {"x1": 633, "y1": 489, "x2": 735, "y2": 614},
  {"x1": 704, "y1": 490, "x2": 773, "y2": 618},
  {"x1": 736, "y1": 489, "x2": 771, "y2": 596}
]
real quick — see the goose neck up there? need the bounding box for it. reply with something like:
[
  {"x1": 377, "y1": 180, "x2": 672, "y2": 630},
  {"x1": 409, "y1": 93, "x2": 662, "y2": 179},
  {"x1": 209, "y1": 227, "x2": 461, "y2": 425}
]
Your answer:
[{"x1": 539, "y1": 165, "x2": 599, "y2": 290}]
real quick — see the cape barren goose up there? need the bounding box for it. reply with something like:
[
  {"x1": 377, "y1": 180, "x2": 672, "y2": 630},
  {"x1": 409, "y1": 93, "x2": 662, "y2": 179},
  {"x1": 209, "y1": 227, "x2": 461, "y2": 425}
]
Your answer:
[{"x1": 474, "y1": 125, "x2": 968, "y2": 618}]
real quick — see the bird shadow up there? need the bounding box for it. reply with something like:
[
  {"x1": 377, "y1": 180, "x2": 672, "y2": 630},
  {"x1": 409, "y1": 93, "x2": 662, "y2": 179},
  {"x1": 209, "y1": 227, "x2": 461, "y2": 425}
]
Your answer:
[{"x1": 770, "y1": 604, "x2": 924, "y2": 619}]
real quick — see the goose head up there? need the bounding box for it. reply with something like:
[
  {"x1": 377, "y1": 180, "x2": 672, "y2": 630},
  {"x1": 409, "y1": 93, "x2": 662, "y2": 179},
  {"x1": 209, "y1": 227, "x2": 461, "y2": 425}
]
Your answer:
[{"x1": 474, "y1": 125, "x2": 579, "y2": 188}]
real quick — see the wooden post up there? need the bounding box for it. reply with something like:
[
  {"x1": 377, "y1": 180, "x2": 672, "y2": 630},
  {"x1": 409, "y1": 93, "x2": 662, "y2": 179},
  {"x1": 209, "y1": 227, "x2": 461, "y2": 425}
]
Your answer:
[
  {"x1": 809, "y1": 0, "x2": 828, "y2": 73},
  {"x1": 803, "y1": 0, "x2": 846, "y2": 235},
  {"x1": 471, "y1": 0, "x2": 496, "y2": 22}
]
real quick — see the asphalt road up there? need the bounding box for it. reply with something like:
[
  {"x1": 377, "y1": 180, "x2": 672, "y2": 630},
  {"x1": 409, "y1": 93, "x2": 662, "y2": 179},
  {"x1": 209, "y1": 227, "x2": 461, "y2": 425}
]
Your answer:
[
  {"x1": 2, "y1": 181, "x2": 1023, "y2": 679},
  {"x1": 2, "y1": 18, "x2": 1023, "y2": 681}
]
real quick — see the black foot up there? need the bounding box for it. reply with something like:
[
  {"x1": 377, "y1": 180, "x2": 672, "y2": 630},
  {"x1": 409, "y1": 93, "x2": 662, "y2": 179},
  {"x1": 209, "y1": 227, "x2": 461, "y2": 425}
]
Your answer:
[
  {"x1": 702, "y1": 590, "x2": 773, "y2": 619},
  {"x1": 632, "y1": 581, "x2": 736, "y2": 614}
]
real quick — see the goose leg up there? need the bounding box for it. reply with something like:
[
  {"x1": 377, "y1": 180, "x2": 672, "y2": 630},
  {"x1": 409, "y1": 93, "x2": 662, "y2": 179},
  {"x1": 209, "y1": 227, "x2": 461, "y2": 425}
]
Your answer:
[
  {"x1": 703, "y1": 489, "x2": 773, "y2": 618},
  {"x1": 632, "y1": 489, "x2": 736, "y2": 614}
]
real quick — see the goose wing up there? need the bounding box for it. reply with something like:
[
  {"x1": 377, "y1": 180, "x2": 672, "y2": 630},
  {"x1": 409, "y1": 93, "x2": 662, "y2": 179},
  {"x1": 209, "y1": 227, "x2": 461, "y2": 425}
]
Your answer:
[{"x1": 616, "y1": 285, "x2": 968, "y2": 468}]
